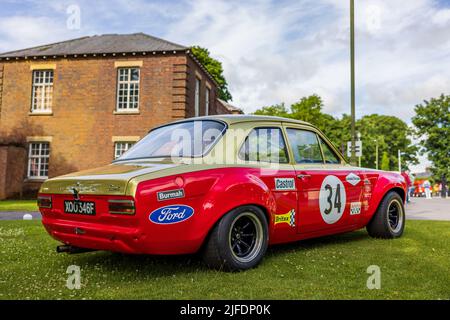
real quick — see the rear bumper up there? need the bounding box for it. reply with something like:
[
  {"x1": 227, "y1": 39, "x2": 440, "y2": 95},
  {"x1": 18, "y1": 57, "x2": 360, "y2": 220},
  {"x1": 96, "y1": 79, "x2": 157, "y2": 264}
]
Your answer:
[
  {"x1": 42, "y1": 216, "x2": 145, "y2": 254},
  {"x1": 42, "y1": 216, "x2": 203, "y2": 255}
]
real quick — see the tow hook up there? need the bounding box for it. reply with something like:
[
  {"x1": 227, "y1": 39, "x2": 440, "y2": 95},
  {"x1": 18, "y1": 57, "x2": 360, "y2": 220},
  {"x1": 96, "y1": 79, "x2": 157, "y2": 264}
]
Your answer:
[{"x1": 56, "y1": 245, "x2": 96, "y2": 254}]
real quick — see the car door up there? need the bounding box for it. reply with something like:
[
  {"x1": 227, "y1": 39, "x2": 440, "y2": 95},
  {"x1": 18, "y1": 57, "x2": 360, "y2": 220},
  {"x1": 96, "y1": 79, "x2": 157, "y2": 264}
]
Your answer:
[
  {"x1": 238, "y1": 125, "x2": 299, "y2": 242},
  {"x1": 283, "y1": 125, "x2": 363, "y2": 234}
]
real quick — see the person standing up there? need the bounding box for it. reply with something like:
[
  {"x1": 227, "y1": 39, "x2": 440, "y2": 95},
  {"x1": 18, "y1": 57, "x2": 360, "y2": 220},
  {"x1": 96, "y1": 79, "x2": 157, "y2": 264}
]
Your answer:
[
  {"x1": 401, "y1": 170, "x2": 412, "y2": 203},
  {"x1": 442, "y1": 174, "x2": 448, "y2": 198},
  {"x1": 409, "y1": 173, "x2": 416, "y2": 198},
  {"x1": 423, "y1": 179, "x2": 432, "y2": 199}
]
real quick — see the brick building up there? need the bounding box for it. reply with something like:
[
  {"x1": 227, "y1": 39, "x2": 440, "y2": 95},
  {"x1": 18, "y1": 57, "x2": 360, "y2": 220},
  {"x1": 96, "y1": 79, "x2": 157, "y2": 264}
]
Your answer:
[{"x1": 0, "y1": 33, "x2": 241, "y2": 199}]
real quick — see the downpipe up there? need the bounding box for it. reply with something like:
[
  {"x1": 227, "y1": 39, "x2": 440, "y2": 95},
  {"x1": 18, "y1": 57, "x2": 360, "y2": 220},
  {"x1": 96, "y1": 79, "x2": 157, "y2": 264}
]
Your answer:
[{"x1": 56, "y1": 245, "x2": 96, "y2": 254}]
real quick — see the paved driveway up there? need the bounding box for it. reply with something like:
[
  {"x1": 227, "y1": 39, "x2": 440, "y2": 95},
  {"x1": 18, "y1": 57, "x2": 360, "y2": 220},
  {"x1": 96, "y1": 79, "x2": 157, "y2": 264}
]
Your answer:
[
  {"x1": 405, "y1": 197, "x2": 450, "y2": 221},
  {"x1": 0, "y1": 197, "x2": 449, "y2": 221}
]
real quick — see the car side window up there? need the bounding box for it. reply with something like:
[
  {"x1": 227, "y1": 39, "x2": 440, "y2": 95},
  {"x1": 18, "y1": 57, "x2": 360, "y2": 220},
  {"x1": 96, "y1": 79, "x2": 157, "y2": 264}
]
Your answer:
[
  {"x1": 239, "y1": 127, "x2": 289, "y2": 163},
  {"x1": 319, "y1": 137, "x2": 341, "y2": 164},
  {"x1": 286, "y1": 128, "x2": 323, "y2": 164}
]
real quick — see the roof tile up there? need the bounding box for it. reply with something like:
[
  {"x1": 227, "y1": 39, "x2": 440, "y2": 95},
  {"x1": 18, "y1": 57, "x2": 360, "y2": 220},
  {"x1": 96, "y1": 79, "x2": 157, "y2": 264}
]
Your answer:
[{"x1": 0, "y1": 33, "x2": 187, "y2": 58}]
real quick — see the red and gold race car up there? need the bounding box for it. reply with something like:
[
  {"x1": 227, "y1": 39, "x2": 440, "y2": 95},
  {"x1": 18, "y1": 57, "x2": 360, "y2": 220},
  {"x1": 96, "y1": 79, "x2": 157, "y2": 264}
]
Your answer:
[{"x1": 38, "y1": 115, "x2": 406, "y2": 271}]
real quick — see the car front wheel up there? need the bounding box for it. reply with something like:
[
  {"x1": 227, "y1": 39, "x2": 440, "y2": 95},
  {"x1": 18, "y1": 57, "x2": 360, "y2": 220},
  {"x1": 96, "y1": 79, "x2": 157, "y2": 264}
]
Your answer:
[
  {"x1": 367, "y1": 191, "x2": 405, "y2": 238},
  {"x1": 202, "y1": 205, "x2": 268, "y2": 271}
]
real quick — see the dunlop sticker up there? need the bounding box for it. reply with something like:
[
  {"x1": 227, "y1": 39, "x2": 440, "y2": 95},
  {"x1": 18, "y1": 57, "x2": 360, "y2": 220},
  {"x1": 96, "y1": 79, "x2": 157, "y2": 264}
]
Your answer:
[{"x1": 350, "y1": 202, "x2": 362, "y2": 215}]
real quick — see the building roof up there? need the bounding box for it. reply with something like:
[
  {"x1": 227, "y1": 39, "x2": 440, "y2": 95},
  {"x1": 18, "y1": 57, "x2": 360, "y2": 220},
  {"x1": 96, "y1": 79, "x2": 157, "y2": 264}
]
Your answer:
[
  {"x1": 0, "y1": 33, "x2": 188, "y2": 58},
  {"x1": 0, "y1": 32, "x2": 219, "y2": 86},
  {"x1": 217, "y1": 99, "x2": 243, "y2": 114}
]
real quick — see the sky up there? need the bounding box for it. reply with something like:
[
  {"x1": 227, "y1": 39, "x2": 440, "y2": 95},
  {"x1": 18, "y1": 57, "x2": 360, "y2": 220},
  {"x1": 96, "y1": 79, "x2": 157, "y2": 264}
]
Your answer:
[{"x1": 1, "y1": 0, "x2": 449, "y2": 172}]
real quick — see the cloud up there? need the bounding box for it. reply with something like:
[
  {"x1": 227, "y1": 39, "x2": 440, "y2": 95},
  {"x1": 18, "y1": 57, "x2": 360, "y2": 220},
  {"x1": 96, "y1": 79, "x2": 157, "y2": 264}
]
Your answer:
[
  {"x1": 163, "y1": 0, "x2": 450, "y2": 122},
  {"x1": 0, "y1": 0, "x2": 448, "y2": 125},
  {"x1": 0, "y1": 16, "x2": 72, "y2": 52}
]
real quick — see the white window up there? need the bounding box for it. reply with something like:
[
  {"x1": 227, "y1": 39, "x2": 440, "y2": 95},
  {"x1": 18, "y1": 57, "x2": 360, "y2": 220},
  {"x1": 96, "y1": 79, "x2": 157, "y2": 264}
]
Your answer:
[
  {"x1": 114, "y1": 142, "x2": 135, "y2": 159},
  {"x1": 205, "y1": 88, "x2": 210, "y2": 116},
  {"x1": 116, "y1": 68, "x2": 140, "y2": 111},
  {"x1": 28, "y1": 142, "x2": 50, "y2": 179},
  {"x1": 31, "y1": 70, "x2": 53, "y2": 113},
  {"x1": 194, "y1": 78, "x2": 200, "y2": 117}
]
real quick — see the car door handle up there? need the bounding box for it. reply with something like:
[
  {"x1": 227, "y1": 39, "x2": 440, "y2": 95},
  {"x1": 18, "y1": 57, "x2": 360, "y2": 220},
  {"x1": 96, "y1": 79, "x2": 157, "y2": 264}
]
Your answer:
[{"x1": 297, "y1": 174, "x2": 311, "y2": 180}]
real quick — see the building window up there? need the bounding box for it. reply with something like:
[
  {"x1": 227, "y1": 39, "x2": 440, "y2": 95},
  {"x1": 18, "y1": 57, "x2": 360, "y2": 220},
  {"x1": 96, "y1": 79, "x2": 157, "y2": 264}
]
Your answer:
[
  {"x1": 205, "y1": 88, "x2": 210, "y2": 116},
  {"x1": 194, "y1": 78, "x2": 200, "y2": 117},
  {"x1": 28, "y1": 142, "x2": 50, "y2": 179},
  {"x1": 116, "y1": 68, "x2": 140, "y2": 111},
  {"x1": 114, "y1": 142, "x2": 135, "y2": 159},
  {"x1": 31, "y1": 70, "x2": 53, "y2": 113}
]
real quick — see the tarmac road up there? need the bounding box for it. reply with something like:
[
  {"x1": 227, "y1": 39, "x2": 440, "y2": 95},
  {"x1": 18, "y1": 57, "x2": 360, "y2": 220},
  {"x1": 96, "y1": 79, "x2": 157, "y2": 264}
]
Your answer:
[{"x1": 405, "y1": 196, "x2": 450, "y2": 221}]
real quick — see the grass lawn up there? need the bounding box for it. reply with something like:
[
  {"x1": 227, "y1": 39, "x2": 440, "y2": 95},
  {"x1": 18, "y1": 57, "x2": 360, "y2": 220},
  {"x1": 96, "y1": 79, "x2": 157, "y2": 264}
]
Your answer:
[
  {"x1": 0, "y1": 200, "x2": 38, "y2": 212},
  {"x1": 0, "y1": 220, "x2": 448, "y2": 300}
]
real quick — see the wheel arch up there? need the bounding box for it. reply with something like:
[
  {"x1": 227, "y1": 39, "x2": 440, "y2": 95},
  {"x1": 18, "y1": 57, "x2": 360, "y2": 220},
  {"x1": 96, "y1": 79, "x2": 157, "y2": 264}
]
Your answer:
[
  {"x1": 367, "y1": 186, "x2": 405, "y2": 224},
  {"x1": 388, "y1": 187, "x2": 405, "y2": 203}
]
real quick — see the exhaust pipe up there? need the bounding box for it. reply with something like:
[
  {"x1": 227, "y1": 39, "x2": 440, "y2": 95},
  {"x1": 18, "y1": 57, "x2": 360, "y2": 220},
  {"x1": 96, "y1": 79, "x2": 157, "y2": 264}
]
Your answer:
[{"x1": 56, "y1": 245, "x2": 96, "y2": 254}]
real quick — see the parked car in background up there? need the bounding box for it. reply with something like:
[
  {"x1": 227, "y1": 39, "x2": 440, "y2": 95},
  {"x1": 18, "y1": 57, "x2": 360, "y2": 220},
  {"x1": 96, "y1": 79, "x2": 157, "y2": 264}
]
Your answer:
[{"x1": 413, "y1": 180, "x2": 425, "y2": 197}]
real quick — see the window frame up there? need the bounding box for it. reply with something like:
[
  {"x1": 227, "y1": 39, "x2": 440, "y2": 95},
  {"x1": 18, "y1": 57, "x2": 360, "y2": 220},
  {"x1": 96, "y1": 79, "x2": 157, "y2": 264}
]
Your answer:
[
  {"x1": 194, "y1": 77, "x2": 201, "y2": 117},
  {"x1": 285, "y1": 127, "x2": 324, "y2": 164},
  {"x1": 318, "y1": 136, "x2": 341, "y2": 164},
  {"x1": 238, "y1": 126, "x2": 290, "y2": 164},
  {"x1": 284, "y1": 126, "x2": 345, "y2": 165},
  {"x1": 205, "y1": 87, "x2": 210, "y2": 116},
  {"x1": 30, "y1": 69, "x2": 54, "y2": 114},
  {"x1": 114, "y1": 141, "x2": 136, "y2": 159},
  {"x1": 115, "y1": 67, "x2": 140, "y2": 112},
  {"x1": 27, "y1": 142, "x2": 50, "y2": 179}
]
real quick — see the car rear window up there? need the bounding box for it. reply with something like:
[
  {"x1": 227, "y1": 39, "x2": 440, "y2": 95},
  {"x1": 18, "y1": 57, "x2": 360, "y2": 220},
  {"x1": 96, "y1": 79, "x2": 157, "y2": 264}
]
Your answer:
[{"x1": 116, "y1": 120, "x2": 226, "y2": 160}]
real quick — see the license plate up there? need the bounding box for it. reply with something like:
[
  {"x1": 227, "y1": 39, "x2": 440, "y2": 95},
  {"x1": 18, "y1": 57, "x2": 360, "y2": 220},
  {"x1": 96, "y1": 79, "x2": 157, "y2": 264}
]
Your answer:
[{"x1": 64, "y1": 200, "x2": 96, "y2": 215}]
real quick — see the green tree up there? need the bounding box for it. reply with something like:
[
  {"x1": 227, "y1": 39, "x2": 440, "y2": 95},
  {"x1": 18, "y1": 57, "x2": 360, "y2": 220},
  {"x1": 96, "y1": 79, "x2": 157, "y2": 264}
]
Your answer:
[
  {"x1": 255, "y1": 95, "x2": 342, "y2": 149},
  {"x1": 412, "y1": 94, "x2": 450, "y2": 180},
  {"x1": 381, "y1": 152, "x2": 390, "y2": 171},
  {"x1": 252, "y1": 95, "x2": 418, "y2": 169},
  {"x1": 190, "y1": 46, "x2": 232, "y2": 102},
  {"x1": 253, "y1": 103, "x2": 289, "y2": 117},
  {"x1": 356, "y1": 114, "x2": 418, "y2": 171}
]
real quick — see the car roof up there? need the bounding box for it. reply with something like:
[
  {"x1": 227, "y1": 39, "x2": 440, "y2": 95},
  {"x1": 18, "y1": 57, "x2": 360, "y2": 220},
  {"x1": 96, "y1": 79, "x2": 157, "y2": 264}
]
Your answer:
[{"x1": 178, "y1": 115, "x2": 315, "y2": 127}]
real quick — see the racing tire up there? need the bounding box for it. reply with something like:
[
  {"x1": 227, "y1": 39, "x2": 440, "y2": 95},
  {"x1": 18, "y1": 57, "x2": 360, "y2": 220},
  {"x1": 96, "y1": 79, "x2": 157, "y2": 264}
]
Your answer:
[
  {"x1": 202, "y1": 205, "x2": 269, "y2": 271},
  {"x1": 366, "y1": 191, "x2": 405, "y2": 239}
]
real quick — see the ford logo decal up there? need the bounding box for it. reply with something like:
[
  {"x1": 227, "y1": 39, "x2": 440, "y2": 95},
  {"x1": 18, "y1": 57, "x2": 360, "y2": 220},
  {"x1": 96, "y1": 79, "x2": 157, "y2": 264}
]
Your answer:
[{"x1": 149, "y1": 205, "x2": 194, "y2": 224}]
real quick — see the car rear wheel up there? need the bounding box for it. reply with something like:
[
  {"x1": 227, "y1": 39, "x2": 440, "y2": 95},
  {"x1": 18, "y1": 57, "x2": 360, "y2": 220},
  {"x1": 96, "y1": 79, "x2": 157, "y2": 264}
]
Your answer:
[
  {"x1": 367, "y1": 191, "x2": 405, "y2": 238},
  {"x1": 202, "y1": 205, "x2": 268, "y2": 271}
]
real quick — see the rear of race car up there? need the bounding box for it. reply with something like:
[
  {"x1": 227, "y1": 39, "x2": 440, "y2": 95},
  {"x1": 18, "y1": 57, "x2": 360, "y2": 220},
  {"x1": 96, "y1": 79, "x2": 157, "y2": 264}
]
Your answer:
[{"x1": 38, "y1": 162, "x2": 226, "y2": 255}]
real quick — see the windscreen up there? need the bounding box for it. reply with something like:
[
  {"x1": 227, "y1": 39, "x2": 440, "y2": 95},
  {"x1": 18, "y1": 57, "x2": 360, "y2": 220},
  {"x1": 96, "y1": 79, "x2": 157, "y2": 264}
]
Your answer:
[{"x1": 116, "y1": 120, "x2": 226, "y2": 160}]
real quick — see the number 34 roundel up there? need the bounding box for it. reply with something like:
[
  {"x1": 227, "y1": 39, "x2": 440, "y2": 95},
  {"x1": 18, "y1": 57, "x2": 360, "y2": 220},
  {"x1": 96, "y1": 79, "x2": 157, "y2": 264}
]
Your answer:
[{"x1": 319, "y1": 175, "x2": 347, "y2": 224}]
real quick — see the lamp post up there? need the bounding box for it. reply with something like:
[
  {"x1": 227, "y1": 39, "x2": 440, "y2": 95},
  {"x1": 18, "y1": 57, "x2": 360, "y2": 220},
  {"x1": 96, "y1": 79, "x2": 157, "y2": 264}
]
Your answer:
[
  {"x1": 398, "y1": 150, "x2": 407, "y2": 173},
  {"x1": 357, "y1": 132, "x2": 361, "y2": 167},
  {"x1": 350, "y1": 0, "x2": 356, "y2": 165},
  {"x1": 373, "y1": 139, "x2": 379, "y2": 170}
]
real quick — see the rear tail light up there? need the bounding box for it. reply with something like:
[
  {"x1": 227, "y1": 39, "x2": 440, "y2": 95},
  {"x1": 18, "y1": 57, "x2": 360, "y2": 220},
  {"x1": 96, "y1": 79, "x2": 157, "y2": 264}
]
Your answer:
[
  {"x1": 108, "y1": 199, "x2": 135, "y2": 215},
  {"x1": 37, "y1": 195, "x2": 52, "y2": 208}
]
